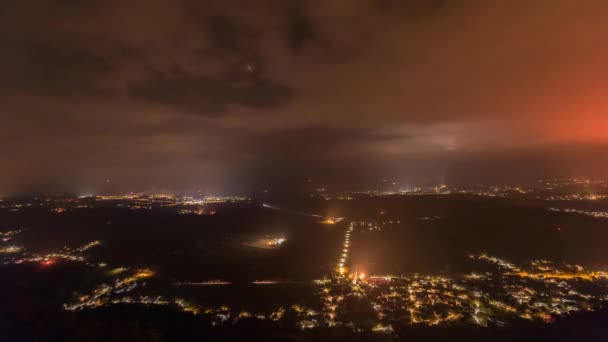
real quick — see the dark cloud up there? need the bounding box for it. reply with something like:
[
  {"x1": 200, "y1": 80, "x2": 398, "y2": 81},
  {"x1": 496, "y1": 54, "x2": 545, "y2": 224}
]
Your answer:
[
  {"x1": 128, "y1": 68, "x2": 291, "y2": 115},
  {"x1": 244, "y1": 125, "x2": 401, "y2": 161},
  {"x1": 28, "y1": 42, "x2": 111, "y2": 73},
  {"x1": 203, "y1": 15, "x2": 259, "y2": 54},
  {"x1": 23, "y1": 42, "x2": 112, "y2": 95},
  {"x1": 1, "y1": 0, "x2": 608, "y2": 193},
  {"x1": 283, "y1": 6, "x2": 317, "y2": 52},
  {"x1": 50, "y1": 0, "x2": 101, "y2": 12}
]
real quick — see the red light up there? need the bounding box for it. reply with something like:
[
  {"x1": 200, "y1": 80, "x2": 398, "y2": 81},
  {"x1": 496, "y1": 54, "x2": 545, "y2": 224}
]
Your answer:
[{"x1": 42, "y1": 260, "x2": 55, "y2": 266}]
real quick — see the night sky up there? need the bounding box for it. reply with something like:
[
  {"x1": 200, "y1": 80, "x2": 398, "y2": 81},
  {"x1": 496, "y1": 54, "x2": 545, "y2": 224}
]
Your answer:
[{"x1": 1, "y1": 0, "x2": 607, "y2": 194}]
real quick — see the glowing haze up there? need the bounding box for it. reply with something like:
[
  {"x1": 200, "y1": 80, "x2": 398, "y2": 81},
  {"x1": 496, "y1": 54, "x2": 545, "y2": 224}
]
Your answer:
[{"x1": 1, "y1": 0, "x2": 607, "y2": 194}]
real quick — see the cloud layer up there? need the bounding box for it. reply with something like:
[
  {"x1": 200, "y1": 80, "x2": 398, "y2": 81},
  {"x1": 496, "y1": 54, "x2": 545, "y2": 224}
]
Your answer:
[{"x1": 1, "y1": 0, "x2": 607, "y2": 193}]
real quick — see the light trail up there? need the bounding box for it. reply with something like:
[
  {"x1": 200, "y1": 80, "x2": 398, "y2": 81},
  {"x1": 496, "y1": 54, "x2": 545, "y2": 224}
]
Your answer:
[
  {"x1": 173, "y1": 280, "x2": 307, "y2": 286},
  {"x1": 172, "y1": 281, "x2": 232, "y2": 286},
  {"x1": 336, "y1": 222, "x2": 354, "y2": 276}
]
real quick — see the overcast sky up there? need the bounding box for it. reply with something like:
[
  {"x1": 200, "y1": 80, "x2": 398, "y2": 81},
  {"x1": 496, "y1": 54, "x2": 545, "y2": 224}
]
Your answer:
[{"x1": 1, "y1": 0, "x2": 607, "y2": 194}]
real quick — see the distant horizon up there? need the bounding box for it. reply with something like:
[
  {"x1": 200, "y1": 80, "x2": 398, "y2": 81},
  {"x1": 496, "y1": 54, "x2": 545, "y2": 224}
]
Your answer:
[{"x1": 2, "y1": 177, "x2": 607, "y2": 198}]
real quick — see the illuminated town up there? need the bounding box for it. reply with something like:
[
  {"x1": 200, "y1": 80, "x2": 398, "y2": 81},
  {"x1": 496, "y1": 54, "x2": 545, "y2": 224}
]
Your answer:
[
  {"x1": 548, "y1": 208, "x2": 608, "y2": 219},
  {"x1": 304, "y1": 178, "x2": 608, "y2": 203},
  {"x1": 1, "y1": 178, "x2": 606, "y2": 214},
  {"x1": 2, "y1": 190, "x2": 608, "y2": 336},
  {"x1": 50, "y1": 226, "x2": 608, "y2": 331},
  {"x1": 0, "y1": 179, "x2": 607, "y2": 339},
  {"x1": 0, "y1": 194, "x2": 250, "y2": 213}
]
